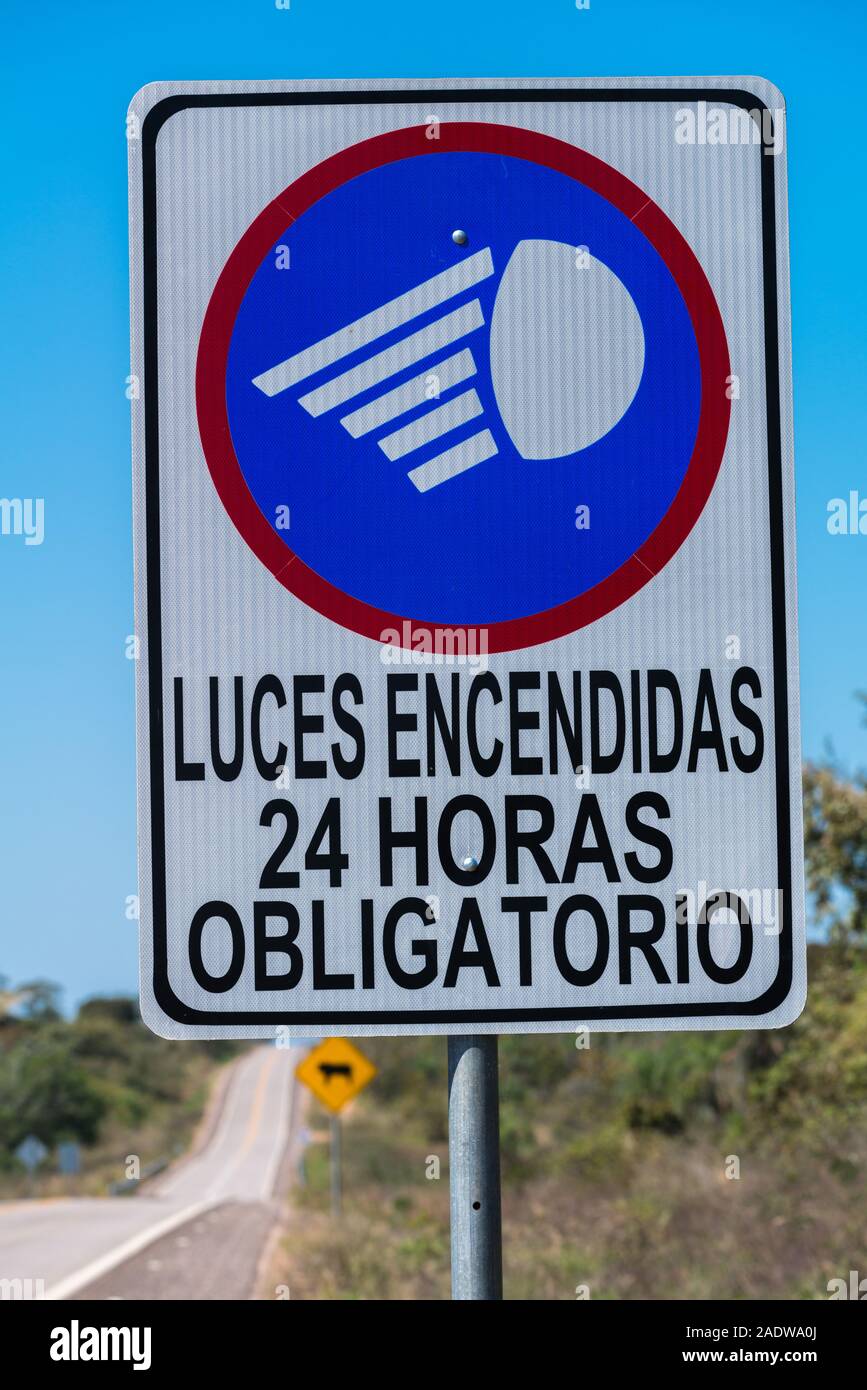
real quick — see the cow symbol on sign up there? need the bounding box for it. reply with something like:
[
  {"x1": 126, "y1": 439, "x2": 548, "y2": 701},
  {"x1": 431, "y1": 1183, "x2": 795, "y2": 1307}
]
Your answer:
[{"x1": 319, "y1": 1061, "x2": 352, "y2": 1082}]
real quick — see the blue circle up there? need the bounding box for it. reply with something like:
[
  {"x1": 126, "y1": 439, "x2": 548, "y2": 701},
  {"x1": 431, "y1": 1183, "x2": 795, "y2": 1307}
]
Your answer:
[{"x1": 225, "y1": 151, "x2": 700, "y2": 625}]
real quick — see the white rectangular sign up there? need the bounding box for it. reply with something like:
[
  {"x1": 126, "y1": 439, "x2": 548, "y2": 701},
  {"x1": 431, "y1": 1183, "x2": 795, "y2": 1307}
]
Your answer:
[{"x1": 129, "y1": 77, "x2": 804, "y2": 1037}]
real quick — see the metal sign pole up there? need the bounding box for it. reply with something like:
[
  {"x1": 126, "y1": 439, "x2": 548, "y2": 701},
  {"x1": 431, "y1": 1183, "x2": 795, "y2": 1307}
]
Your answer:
[
  {"x1": 330, "y1": 1113, "x2": 342, "y2": 1218},
  {"x1": 447, "y1": 1036, "x2": 503, "y2": 1300}
]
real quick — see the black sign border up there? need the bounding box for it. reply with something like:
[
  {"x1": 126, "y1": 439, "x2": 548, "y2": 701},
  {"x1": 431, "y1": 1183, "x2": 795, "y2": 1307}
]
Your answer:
[{"x1": 140, "y1": 85, "x2": 794, "y2": 1026}]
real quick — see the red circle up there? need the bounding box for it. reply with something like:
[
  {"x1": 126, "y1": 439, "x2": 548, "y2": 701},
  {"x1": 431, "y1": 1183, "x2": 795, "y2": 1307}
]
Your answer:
[{"x1": 196, "y1": 122, "x2": 730, "y2": 653}]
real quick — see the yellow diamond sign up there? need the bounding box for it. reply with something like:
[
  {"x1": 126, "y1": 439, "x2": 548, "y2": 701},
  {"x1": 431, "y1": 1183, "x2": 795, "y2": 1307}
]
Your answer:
[{"x1": 295, "y1": 1037, "x2": 377, "y2": 1113}]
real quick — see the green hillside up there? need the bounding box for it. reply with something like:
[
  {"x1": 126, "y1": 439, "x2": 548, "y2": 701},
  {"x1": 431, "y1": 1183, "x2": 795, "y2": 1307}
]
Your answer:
[
  {"x1": 0, "y1": 991, "x2": 237, "y2": 1197},
  {"x1": 283, "y1": 941, "x2": 867, "y2": 1300}
]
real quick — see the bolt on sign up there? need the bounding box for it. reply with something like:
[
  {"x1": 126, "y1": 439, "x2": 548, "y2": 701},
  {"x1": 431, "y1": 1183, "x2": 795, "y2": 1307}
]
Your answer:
[
  {"x1": 129, "y1": 78, "x2": 804, "y2": 1039},
  {"x1": 296, "y1": 1037, "x2": 378, "y2": 1113}
]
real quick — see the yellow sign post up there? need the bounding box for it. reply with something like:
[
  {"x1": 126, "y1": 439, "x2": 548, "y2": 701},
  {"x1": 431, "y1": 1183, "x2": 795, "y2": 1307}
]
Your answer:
[{"x1": 295, "y1": 1038, "x2": 377, "y2": 1217}]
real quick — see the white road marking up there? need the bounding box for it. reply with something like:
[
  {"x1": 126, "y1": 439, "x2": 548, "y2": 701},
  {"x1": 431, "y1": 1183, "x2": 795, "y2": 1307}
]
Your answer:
[{"x1": 45, "y1": 1200, "x2": 218, "y2": 1301}]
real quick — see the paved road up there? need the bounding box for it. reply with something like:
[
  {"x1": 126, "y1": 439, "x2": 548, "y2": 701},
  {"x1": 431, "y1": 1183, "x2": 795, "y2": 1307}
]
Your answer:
[
  {"x1": 0, "y1": 1045, "x2": 299, "y2": 1300},
  {"x1": 71, "y1": 1202, "x2": 278, "y2": 1301}
]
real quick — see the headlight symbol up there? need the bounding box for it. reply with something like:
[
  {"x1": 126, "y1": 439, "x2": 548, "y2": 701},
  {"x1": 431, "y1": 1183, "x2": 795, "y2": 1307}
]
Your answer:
[{"x1": 253, "y1": 238, "x2": 644, "y2": 492}]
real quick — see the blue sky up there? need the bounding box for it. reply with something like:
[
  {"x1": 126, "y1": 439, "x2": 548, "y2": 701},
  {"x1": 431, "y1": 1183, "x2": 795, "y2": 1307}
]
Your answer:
[{"x1": 1, "y1": 0, "x2": 865, "y2": 1009}]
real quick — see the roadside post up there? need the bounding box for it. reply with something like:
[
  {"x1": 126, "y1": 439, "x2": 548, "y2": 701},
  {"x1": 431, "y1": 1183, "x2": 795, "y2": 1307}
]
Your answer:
[
  {"x1": 295, "y1": 1038, "x2": 377, "y2": 1218},
  {"x1": 448, "y1": 1036, "x2": 503, "y2": 1300},
  {"x1": 330, "y1": 1114, "x2": 342, "y2": 1219},
  {"x1": 15, "y1": 1134, "x2": 47, "y2": 1198}
]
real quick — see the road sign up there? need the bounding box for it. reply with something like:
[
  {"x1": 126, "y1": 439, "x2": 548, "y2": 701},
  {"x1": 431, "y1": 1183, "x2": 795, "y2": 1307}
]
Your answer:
[
  {"x1": 57, "y1": 1141, "x2": 82, "y2": 1176},
  {"x1": 129, "y1": 78, "x2": 804, "y2": 1038},
  {"x1": 16, "y1": 1135, "x2": 47, "y2": 1172},
  {"x1": 296, "y1": 1038, "x2": 377, "y2": 1113}
]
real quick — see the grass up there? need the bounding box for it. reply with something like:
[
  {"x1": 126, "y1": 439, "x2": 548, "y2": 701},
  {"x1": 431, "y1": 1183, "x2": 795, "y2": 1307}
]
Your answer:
[{"x1": 273, "y1": 945, "x2": 867, "y2": 1300}]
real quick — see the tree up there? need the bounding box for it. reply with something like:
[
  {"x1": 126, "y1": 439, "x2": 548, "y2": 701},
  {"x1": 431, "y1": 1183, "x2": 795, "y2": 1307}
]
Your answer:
[
  {"x1": 0, "y1": 1028, "x2": 106, "y2": 1150},
  {"x1": 77, "y1": 997, "x2": 138, "y2": 1026},
  {"x1": 803, "y1": 759, "x2": 867, "y2": 940},
  {"x1": 15, "y1": 980, "x2": 62, "y2": 1022}
]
